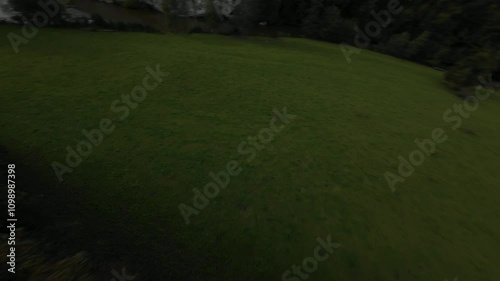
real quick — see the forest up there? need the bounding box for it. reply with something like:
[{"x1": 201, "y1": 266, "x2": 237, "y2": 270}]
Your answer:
[{"x1": 226, "y1": 0, "x2": 500, "y2": 91}]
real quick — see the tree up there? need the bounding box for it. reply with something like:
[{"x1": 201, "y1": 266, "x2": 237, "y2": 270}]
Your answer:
[
  {"x1": 406, "y1": 31, "x2": 431, "y2": 58},
  {"x1": 301, "y1": 0, "x2": 325, "y2": 39},
  {"x1": 384, "y1": 32, "x2": 410, "y2": 57},
  {"x1": 445, "y1": 48, "x2": 499, "y2": 89}
]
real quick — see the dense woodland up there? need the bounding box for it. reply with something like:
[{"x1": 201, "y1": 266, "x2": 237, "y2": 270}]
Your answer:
[{"x1": 226, "y1": 0, "x2": 500, "y2": 91}]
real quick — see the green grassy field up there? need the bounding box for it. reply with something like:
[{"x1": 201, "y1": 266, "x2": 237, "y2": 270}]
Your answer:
[{"x1": 1, "y1": 24, "x2": 499, "y2": 281}]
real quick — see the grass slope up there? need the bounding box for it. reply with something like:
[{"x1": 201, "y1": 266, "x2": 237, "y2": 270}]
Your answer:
[{"x1": 1, "y1": 25, "x2": 499, "y2": 281}]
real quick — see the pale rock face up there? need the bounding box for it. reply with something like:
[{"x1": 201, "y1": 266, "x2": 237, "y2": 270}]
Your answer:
[
  {"x1": 170, "y1": 0, "x2": 241, "y2": 17},
  {"x1": 0, "y1": 0, "x2": 17, "y2": 22},
  {"x1": 213, "y1": 0, "x2": 242, "y2": 18},
  {"x1": 0, "y1": 0, "x2": 241, "y2": 20},
  {"x1": 174, "y1": 0, "x2": 207, "y2": 16}
]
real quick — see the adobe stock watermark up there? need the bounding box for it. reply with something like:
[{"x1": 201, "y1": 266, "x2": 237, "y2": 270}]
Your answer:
[
  {"x1": 340, "y1": 0, "x2": 406, "y2": 64},
  {"x1": 384, "y1": 74, "x2": 497, "y2": 192},
  {"x1": 7, "y1": 0, "x2": 70, "y2": 54},
  {"x1": 51, "y1": 64, "x2": 169, "y2": 182},
  {"x1": 110, "y1": 267, "x2": 136, "y2": 281},
  {"x1": 178, "y1": 107, "x2": 296, "y2": 225},
  {"x1": 282, "y1": 235, "x2": 341, "y2": 281}
]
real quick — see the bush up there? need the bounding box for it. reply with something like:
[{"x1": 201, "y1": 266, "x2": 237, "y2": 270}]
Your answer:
[
  {"x1": 445, "y1": 49, "x2": 498, "y2": 89},
  {"x1": 384, "y1": 32, "x2": 410, "y2": 57},
  {"x1": 188, "y1": 25, "x2": 204, "y2": 34},
  {"x1": 406, "y1": 31, "x2": 431, "y2": 58},
  {"x1": 90, "y1": 13, "x2": 107, "y2": 28}
]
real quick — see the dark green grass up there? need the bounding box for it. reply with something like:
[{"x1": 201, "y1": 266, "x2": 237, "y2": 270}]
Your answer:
[{"x1": 1, "y1": 25, "x2": 499, "y2": 280}]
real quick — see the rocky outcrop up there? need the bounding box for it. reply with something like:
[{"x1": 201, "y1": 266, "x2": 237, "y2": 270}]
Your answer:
[
  {"x1": 168, "y1": 0, "x2": 242, "y2": 18},
  {"x1": 213, "y1": 0, "x2": 242, "y2": 18},
  {"x1": 0, "y1": 0, "x2": 17, "y2": 22}
]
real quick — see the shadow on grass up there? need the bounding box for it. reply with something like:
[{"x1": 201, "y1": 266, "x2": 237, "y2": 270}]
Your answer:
[{"x1": 0, "y1": 144, "x2": 220, "y2": 281}]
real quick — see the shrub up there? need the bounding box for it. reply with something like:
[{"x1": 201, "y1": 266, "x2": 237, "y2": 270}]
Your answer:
[
  {"x1": 445, "y1": 48, "x2": 498, "y2": 89},
  {"x1": 406, "y1": 31, "x2": 431, "y2": 58},
  {"x1": 384, "y1": 32, "x2": 410, "y2": 57}
]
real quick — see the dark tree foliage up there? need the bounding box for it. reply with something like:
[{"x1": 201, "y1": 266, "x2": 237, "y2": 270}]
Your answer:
[{"x1": 240, "y1": 0, "x2": 500, "y2": 90}]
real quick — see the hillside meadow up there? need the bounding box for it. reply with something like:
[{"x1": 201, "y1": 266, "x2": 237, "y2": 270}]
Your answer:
[{"x1": 1, "y1": 24, "x2": 499, "y2": 280}]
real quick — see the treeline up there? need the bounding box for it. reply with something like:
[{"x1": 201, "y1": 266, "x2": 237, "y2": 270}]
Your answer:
[
  {"x1": 8, "y1": 0, "x2": 499, "y2": 90},
  {"x1": 232, "y1": 0, "x2": 500, "y2": 91}
]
